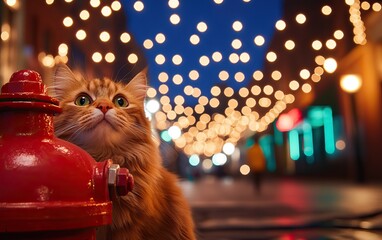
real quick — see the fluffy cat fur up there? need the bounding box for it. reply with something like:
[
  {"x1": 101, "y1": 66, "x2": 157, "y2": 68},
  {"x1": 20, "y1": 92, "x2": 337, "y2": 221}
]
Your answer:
[{"x1": 50, "y1": 64, "x2": 196, "y2": 240}]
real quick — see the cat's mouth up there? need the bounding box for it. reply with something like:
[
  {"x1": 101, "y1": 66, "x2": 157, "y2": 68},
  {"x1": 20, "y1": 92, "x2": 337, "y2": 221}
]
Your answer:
[{"x1": 97, "y1": 118, "x2": 118, "y2": 131}]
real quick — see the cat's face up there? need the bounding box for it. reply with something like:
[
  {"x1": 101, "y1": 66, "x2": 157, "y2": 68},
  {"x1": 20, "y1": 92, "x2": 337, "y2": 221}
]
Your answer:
[{"x1": 51, "y1": 64, "x2": 149, "y2": 148}]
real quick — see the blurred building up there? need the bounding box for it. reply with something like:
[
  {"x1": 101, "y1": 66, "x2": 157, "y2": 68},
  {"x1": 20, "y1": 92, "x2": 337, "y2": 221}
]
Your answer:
[{"x1": 0, "y1": 0, "x2": 146, "y2": 85}]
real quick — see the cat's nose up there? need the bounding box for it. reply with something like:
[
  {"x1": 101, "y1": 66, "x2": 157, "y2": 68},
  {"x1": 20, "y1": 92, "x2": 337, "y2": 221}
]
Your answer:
[{"x1": 95, "y1": 101, "x2": 113, "y2": 114}]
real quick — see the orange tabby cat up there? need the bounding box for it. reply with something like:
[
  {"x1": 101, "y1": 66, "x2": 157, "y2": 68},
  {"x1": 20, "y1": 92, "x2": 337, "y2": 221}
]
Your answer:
[{"x1": 50, "y1": 64, "x2": 196, "y2": 240}]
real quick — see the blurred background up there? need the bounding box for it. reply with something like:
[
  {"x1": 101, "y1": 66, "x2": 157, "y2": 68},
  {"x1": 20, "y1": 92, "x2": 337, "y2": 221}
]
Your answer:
[{"x1": 1, "y1": 0, "x2": 382, "y2": 239}]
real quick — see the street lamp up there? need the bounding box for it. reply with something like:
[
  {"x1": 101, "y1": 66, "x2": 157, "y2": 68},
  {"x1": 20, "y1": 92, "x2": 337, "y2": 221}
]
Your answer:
[{"x1": 340, "y1": 74, "x2": 364, "y2": 183}]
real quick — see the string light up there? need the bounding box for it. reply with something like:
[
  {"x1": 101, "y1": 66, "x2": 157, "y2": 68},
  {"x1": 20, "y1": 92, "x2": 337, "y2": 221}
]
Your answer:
[{"x1": 50, "y1": 0, "x2": 377, "y2": 158}]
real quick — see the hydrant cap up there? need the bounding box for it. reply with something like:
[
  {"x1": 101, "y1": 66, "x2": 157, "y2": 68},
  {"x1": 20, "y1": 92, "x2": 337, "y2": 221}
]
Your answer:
[
  {"x1": 0, "y1": 69, "x2": 61, "y2": 113},
  {"x1": 2, "y1": 70, "x2": 45, "y2": 94}
]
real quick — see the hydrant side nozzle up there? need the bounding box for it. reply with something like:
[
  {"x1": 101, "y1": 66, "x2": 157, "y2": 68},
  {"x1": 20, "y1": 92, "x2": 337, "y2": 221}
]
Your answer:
[{"x1": 108, "y1": 164, "x2": 133, "y2": 197}]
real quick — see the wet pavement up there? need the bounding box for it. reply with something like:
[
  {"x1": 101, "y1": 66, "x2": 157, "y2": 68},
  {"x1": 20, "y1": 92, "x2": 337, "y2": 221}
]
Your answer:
[{"x1": 180, "y1": 176, "x2": 382, "y2": 239}]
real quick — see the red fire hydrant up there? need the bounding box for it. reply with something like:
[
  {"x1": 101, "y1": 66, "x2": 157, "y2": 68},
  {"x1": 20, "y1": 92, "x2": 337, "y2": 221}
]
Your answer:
[{"x1": 0, "y1": 70, "x2": 133, "y2": 239}]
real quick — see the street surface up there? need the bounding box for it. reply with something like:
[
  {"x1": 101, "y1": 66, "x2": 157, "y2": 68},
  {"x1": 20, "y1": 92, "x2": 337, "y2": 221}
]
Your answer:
[{"x1": 180, "y1": 176, "x2": 382, "y2": 239}]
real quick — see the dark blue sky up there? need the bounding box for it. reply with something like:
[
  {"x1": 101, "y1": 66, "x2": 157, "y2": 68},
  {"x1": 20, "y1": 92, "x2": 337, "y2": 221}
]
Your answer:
[{"x1": 123, "y1": 0, "x2": 283, "y2": 105}]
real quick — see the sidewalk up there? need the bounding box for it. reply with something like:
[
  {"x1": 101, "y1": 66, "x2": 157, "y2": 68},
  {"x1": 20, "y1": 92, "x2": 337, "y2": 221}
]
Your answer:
[{"x1": 180, "y1": 176, "x2": 382, "y2": 239}]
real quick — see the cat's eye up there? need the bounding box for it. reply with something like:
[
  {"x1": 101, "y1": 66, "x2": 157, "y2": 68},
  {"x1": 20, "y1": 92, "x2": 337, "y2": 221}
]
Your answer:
[
  {"x1": 75, "y1": 94, "x2": 92, "y2": 106},
  {"x1": 113, "y1": 95, "x2": 129, "y2": 108}
]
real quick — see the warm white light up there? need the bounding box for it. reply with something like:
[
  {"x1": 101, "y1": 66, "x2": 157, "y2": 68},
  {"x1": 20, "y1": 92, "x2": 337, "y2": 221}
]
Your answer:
[
  {"x1": 42, "y1": 54, "x2": 55, "y2": 67},
  {"x1": 285, "y1": 40, "x2": 295, "y2": 50},
  {"x1": 223, "y1": 142, "x2": 235, "y2": 155},
  {"x1": 326, "y1": 39, "x2": 336, "y2": 49},
  {"x1": 197, "y1": 22, "x2": 208, "y2": 32},
  {"x1": 90, "y1": 0, "x2": 100, "y2": 8},
  {"x1": 105, "y1": 52, "x2": 115, "y2": 63},
  {"x1": 143, "y1": 39, "x2": 153, "y2": 49},
  {"x1": 189, "y1": 70, "x2": 199, "y2": 80},
  {"x1": 146, "y1": 99, "x2": 160, "y2": 113},
  {"x1": 58, "y1": 43, "x2": 68, "y2": 56},
  {"x1": 5, "y1": 0, "x2": 19, "y2": 9},
  {"x1": 219, "y1": 71, "x2": 229, "y2": 81},
  {"x1": 133, "y1": 1, "x2": 144, "y2": 12},
  {"x1": 199, "y1": 55, "x2": 210, "y2": 66},
  {"x1": 155, "y1": 54, "x2": 166, "y2": 65},
  {"x1": 334, "y1": 30, "x2": 344, "y2": 40},
  {"x1": 212, "y1": 52, "x2": 222, "y2": 62},
  {"x1": 323, "y1": 58, "x2": 337, "y2": 73},
  {"x1": 120, "y1": 32, "x2": 131, "y2": 43},
  {"x1": 63, "y1": 17, "x2": 73, "y2": 27},
  {"x1": 254, "y1": 35, "x2": 265, "y2": 46},
  {"x1": 101, "y1": 6, "x2": 112, "y2": 16},
  {"x1": 240, "y1": 52, "x2": 250, "y2": 63},
  {"x1": 168, "y1": 126, "x2": 181, "y2": 139},
  {"x1": 79, "y1": 10, "x2": 90, "y2": 20},
  {"x1": 155, "y1": 33, "x2": 166, "y2": 44},
  {"x1": 322, "y1": 5, "x2": 332, "y2": 15},
  {"x1": 231, "y1": 39, "x2": 242, "y2": 49},
  {"x1": 240, "y1": 164, "x2": 250, "y2": 175},
  {"x1": 170, "y1": 14, "x2": 181, "y2": 25},
  {"x1": 229, "y1": 53, "x2": 239, "y2": 64},
  {"x1": 312, "y1": 40, "x2": 322, "y2": 50},
  {"x1": 190, "y1": 34, "x2": 200, "y2": 45},
  {"x1": 275, "y1": 20, "x2": 286, "y2": 31},
  {"x1": 340, "y1": 74, "x2": 362, "y2": 93},
  {"x1": 168, "y1": 0, "x2": 180, "y2": 9},
  {"x1": 266, "y1": 52, "x2": 277, "y2": 62},
  {"x1": 295, "y1": 13, "x2": 306, "y2": 24},
  {"x1": 128, "y1": 53, "x2": 138, "y2": 64},
  {"x1": 232, "y1": 21, "x2": 243, "y2": 31},
  {"x1": 172, "y1": 54, "x2": 183, "y2": 65},
  {"x1": 99, "y1": 31, "x2": 110, "y2": 42},
  {"x1": 76, "y1": 29, "x2": 86, "y2": 40},
  {"x1": 111, "y1": 1, "x2": 122, "y2": 11},
  {"x1": 92, "y1": 52, "x2": 102, "y2": 63}
]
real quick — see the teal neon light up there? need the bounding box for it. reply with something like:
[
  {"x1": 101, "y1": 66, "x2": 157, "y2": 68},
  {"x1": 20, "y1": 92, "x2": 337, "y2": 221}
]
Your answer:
[
  {"x1": 302, "y1": 122, "x2": 314, "y2": 163},
  {"x1": 160, "y1": 130, "x2": 172, "y2": 142},
  {"x1": 288, "y1": 130, "x2": 300, "y2": 160},
  {"x1": 323, "y1": 107, "x2": 335, "y2": 154},
  {"x1": 259, "y1": 135, "x2": 277, "y2": 172},
  {"x1": 273, "y1": 122, "x2": 284, "y2": 146},
  {"x1": 307, "y1": 106, "x2": 324, "y2": 127}
]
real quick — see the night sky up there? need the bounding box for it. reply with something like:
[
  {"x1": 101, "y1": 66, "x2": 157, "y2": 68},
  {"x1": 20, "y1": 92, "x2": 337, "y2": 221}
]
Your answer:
[{"x1": 122, "y1": 0, "x2": 283, "y2": 105}]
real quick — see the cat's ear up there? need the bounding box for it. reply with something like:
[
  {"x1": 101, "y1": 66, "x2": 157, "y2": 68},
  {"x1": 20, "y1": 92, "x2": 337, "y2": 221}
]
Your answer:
[
  {"x1": 127, "y1": 68, "x2": 148, "y2": 102},
  {"x1": 50, "y1": 64, "x2": 81, "y2": 101}
]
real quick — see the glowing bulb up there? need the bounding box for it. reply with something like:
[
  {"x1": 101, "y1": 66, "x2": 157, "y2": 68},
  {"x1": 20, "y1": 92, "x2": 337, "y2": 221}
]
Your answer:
[
  {"x1": 63, "y1": 17, "x2": 73, "y2": 27},
  {"x1": 128, "y1": 53, "x2": 138, "y2": 64},
  {"x1": 232, "y1": 20, "x2": 243, "y2": 31},
  {"x1": 197, "y1": 22, "x2": 208, "y2": 32},
  {"x1": 101, "y1": 6, "x2": 112, "y2": 16},
  {"x1": 168, "y1": 126, "x2": 181, "y2": 140},
  {"x1": 120, "y1": 32, "x2": 131, "y2": 43},
  {"x1": 105, "y1": 52, "x2": 115, "y2": 63},
  {"x1": 134, "y1": 1, "x2": 144, "y2": 12},
  {"x1": 223, "y1": 142, "x2": 235, "y2": 155},
  {"x1": 76, "y1": 29, "x2": 86, "y2": 40},
  {"x1": 323, "y1": 58, "x2": 337, "y2": 73},
  {"x1": 92, "y1": 52, "x2": 102, "y2": 63},
  {"x1": 340, "y1": 74, "x2": 362, "y2": 93},
  {"x1": 79, "y1": 10, "x2": 90, "y2": 20},
  {"x1": 254, "y1": 35, "x2": 265, "y2": 46},
  {"x1": 146, "y1": 99, "x2": 160, "y2": 113},
  {"x1": 111, "y1": 1, "x2": 122, "y2": 11},
  {"x1": 99, "y1": 31, "x2": 110, "y2": 42}
]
